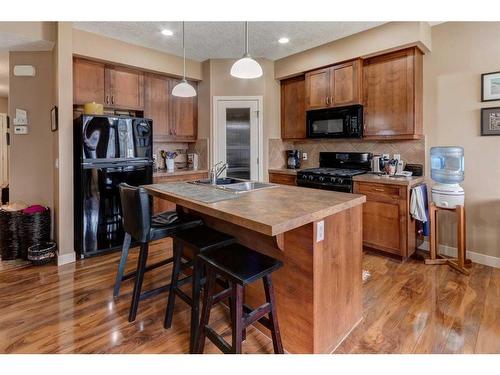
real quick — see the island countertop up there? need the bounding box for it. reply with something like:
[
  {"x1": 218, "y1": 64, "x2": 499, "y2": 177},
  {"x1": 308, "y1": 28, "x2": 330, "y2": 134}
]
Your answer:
[{"x1": 144, "y1": 183, "x2": 366, "y2": 237}]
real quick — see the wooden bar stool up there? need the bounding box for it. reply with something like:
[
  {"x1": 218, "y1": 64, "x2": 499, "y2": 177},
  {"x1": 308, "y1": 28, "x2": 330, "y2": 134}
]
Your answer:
[
  {"x1": 426, "y1": 202, "x2": 471, "y2": 275},
  {"x1": 164, "y1": 225, "x2": 235, "y2": 353},
  {"x1": 195, "y1": 244, "x2": 284, "y2": 354},
  {"x1": 115, "y1": 183, "x2": 203, "y2": 322}
]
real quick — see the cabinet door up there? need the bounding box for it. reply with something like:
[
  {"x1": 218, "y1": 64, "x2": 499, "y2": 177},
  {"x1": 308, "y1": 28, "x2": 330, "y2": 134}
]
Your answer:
[
  {"x1": 106, "y1": 66, "x2": 144, "y2": 110},
  {"x1": 331, "y1": 59, "x2": 361, "y2": 107},
  {"x1": 168, "y1": 79, "x2": 197, "y2": 141},
  {"x1": 73, "y1": 59, "x2": 105, "y2": 105},
  {"x1": 363, "y1": 48, "x2": 421, "y2": 139},
  {"x1": 269, "y1": 173, "x2": 296, "y2": 186},
  {"x1": 144, "y1": 74, "x2": 170, "y2": 141},
  {"x1": 281, "y1": 76, "x2": 306, "y2": 139},
  {"x1": 305, "y1": 68, "x2": 330, "y2": 110}
]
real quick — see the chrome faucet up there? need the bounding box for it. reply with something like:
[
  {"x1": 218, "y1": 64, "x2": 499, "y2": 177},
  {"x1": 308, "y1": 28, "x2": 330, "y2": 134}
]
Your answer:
[{"x1": 210, "y1": 162, "x2": 228, "y2": 185}]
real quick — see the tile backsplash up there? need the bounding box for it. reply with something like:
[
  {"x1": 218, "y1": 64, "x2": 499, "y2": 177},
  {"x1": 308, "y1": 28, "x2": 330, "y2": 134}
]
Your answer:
[{"x1": 269, "y1": 138, "x2": 426, "y2": 171}]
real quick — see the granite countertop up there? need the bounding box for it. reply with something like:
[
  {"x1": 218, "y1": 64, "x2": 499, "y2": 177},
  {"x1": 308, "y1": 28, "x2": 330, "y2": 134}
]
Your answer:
[
  {"x1": 268, "y1": 168, "x2": 303, "y2": 175},
  {"x1": 154, "y1": 169, "x2": 208, "y2": 178},
  {"x1": 144, "y1": 183, "x2": 366, "y2": 236},
  {"x1": 353, "y1": 173, "x2": 425, "y2": 187}
]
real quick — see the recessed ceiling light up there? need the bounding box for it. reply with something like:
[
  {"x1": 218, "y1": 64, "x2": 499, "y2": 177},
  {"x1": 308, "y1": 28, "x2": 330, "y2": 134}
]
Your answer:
[
  {"x1": 161, "y1": 29, "x2": 174, "y2": 36},
  {"x1": 278, "y1": 37, "x2": 290, "y2": 44}
]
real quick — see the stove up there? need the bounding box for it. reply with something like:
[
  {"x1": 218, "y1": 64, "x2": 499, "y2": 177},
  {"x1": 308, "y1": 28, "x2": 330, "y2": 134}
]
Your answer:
[{"x1": 297, "y1": 152, "x2": 372, "y2": 193}]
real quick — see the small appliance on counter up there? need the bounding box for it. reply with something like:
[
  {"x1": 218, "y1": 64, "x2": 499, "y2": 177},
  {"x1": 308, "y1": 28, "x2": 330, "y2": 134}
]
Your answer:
[
  {"x1": 187, "y1": 153, "x2": 199, "y2": 170},
  {"x1": 175, "y1": 148, "x2": 188, "y2": 169},
  {"x1": 286, "y1": 149, "x2": 302, "y2": 169},
  {"x1": 371, "y1": 155, "x2": 383, "y2": 173},
  {"x1": 430, "y1": 146, "x2": 465, "y2": 208}
]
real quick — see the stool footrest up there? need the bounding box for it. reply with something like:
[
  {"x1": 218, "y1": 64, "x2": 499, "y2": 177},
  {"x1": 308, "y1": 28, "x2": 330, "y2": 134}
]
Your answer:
[
  {"x1": 206, "y1": 326, "x2": 232, "y2": 354},
  {"x1": 243, "y1": 304, "x2": 272, "y2": 331},
  {"x1": 139, "y1": 283, "x2": 170, "y2": 301},
  {"x1": 243, "y1": 302, "x2": 271, "y2": 328},
  {"x1": 212, "y1": 288, "x2": 232, "y2": 305},
  {"x1": 174, "y1": 288, "x2": 193, "y2": 306}
]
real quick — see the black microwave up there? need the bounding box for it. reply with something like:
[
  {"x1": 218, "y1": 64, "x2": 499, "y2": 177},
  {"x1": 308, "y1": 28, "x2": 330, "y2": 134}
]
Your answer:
[{"x1": 306, "y1": 105, "x2": 363, "y2": 138}]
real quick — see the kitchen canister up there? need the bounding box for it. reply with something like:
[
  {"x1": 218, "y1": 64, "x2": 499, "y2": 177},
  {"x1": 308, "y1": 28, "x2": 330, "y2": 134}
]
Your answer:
[
  {"x1": 166, "y1": 159, "x2": 175, "y2": 172},
  {"x1": 84, "y1": 102, "x2": 104, "y2": 115}
]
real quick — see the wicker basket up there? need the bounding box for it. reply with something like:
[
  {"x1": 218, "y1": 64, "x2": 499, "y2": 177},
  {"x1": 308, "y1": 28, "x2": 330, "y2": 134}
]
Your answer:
[
  {"x1": 0, "y1": 209, "x2": 23, "y2": 260},
  {"x1": 27, "y1": 242, "x2": 56, "y2": 265},
  {"x1": 20, "y1": 208, "x2": 51, "y2": 260}
]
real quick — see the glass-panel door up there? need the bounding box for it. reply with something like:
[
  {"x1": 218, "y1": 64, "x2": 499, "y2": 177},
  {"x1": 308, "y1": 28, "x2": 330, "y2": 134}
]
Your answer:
[{"x1": 215, "y1": 99, "x2": 260, "y2": 181}]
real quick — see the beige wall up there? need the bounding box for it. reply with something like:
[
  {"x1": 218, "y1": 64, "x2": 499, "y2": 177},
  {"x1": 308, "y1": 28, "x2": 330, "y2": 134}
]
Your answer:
[
  {"x1": 424, "y1": 22, "x2": 500, "y2": 259},
  {"x1": 8, "y1": 51, "x2": 54, "y2": 209},
  {"x1": 198, "y1": 58, "x2": 280, "y2": 180},
  {"x1": 72, "y1": 28, "x2": 202, "y2": 81},
  {"x1": 275, "y1": 21, "x2": 432, "y2": 79},
  {"x1": 0, "y1": 97, "x2": 7, "y2": 113}
]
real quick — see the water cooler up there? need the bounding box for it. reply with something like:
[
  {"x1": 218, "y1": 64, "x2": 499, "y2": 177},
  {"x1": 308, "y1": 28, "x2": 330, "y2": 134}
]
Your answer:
[{"x1": 430, "y1": 146, "x2": 465, "y2": 208}]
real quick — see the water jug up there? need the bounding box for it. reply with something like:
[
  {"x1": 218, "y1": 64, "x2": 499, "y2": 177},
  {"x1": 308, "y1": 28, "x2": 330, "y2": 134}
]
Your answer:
[{"x1": 430, "y1": 146, "x2": 464, "y2": 184}]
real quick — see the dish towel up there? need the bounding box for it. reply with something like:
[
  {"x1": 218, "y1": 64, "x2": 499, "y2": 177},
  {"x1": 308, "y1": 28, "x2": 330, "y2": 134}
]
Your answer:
[{"x1": 410, "y1": 184, "x2": 430, "y2": 236}]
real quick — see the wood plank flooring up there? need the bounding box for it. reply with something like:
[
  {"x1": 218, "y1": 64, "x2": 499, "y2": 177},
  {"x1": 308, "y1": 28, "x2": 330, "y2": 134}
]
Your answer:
[{"x1": 0, "y1": 241, "x2": 498, "y2": 354}]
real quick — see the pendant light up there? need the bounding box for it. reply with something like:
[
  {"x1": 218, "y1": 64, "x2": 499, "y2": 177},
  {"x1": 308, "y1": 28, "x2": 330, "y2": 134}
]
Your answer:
[
  {"x1": 230, "y1": 21, "x2": 263, "y2": 79},
  {"x1": 172, "y1": 22, "x2": 197, "y2": 97}
]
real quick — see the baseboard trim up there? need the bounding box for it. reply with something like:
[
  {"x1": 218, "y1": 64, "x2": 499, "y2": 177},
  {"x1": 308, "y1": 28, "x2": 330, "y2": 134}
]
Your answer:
[
  {"x1": 418, "y1": 241, "x2": 500, "y2": 269},
  {"x1": 57, "y1": 251, "x2": 76, "y2": 266}
]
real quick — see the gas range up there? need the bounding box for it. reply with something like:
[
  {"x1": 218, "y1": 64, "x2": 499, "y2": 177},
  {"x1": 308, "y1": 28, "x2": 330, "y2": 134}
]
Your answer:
[{"x1": 297, "y1": 152, "x2": 372, "y2": 193}]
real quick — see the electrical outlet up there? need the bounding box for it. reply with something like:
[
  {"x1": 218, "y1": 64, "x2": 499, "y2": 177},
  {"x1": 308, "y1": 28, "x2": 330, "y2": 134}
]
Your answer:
[
  {"x1": 303, "y1": 152, "x2": 308, "y2": 160},
  {"x1": 394, "y1": 154, "x2": 401, "y2": 161},
  {"x1": 316, "y1": 220, "x2": 324, "y2": 242},
  {"x1": 382, "y1": 153, "x2": 390, "y2": 160}
]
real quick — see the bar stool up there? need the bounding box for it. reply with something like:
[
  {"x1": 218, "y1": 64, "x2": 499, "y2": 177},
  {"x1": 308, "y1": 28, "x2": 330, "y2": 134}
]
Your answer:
[
  {"x1": 164, "y1": 225, "x2": 236, "y2": 352},
  {"x1": 195, "y1": 243, "x2": 284, "y2": 354},
  {"x1": 114, "y1": 183, "x2": 203, "y2": 322}
]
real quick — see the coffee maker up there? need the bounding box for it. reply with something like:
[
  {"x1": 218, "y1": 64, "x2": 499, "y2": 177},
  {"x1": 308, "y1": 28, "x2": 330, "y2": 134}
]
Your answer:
[{"x1": 287, "y1": 150, "x2": 302, "y2": 169}]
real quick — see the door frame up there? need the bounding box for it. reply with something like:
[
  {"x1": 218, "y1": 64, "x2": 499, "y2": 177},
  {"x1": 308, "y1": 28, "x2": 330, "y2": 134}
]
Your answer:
[
  {"x1": 0, "y1": 113, "x2": 8, "y2": 187},
  {"x1": 212, "y1": 96, "x2": 264, "y2": 181}
]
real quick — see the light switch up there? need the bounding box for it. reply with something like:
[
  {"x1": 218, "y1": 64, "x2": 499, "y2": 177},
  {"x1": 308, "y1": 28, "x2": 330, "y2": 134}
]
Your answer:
[
  {"x1": 14, "y1": 126, "x2": 28, "y2": 135},
  {"x1": 316, "y1": 220, "x2": 324, "y2": 242}
]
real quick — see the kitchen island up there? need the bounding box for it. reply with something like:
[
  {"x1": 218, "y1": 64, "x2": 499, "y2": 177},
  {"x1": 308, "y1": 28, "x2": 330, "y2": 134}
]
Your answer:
[{"x1": 144, "y1": 182, "x2": 366, "y2": 353}]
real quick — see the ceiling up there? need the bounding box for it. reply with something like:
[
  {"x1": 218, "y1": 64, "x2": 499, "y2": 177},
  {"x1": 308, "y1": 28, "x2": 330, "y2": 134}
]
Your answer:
[{"x1": 73, "y1": 22, "x2": 386, "y2": 61}]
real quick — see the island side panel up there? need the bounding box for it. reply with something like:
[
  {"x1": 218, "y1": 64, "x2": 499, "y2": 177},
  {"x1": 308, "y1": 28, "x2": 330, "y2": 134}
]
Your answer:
[{"x1": 313, "y1": 205, "x2": 363, "y2": 353}]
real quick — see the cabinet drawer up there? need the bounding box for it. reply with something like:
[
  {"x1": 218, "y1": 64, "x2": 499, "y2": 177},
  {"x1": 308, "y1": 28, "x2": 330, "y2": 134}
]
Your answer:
[
  {"x1": 356, "y1": 182, "x2": 401, "y2": 199},
  {"x1": 269, "y1": 173, "x2": 296, "y2": 186}
]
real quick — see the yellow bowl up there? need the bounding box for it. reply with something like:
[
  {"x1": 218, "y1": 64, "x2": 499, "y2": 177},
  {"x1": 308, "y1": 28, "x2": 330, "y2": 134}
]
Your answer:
[{"x1": 84, "y1": 102, "x2": 104, "y2": 115}]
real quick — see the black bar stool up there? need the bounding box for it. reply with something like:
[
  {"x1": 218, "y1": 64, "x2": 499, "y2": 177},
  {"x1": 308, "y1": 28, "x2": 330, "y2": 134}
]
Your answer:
[
  {"x1": 114, "y1": 183, "x2": 203, "y2": 322},
  {"x1": 164, "y1": 225, "x2": 235, "y2": 352},
  {"x1": 195, "y1": 244, "x2": 284, "y2": 354}
]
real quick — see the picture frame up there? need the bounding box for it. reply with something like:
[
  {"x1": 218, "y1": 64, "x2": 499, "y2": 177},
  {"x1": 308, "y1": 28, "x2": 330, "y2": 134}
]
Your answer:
[
  {"x1": 50, "y1": 106, "x2": 58, "y2": 132},
  {"x1": 480, "y1": 107, "x2": 500, "y2": 136},
  {"x1": 481, "y1": 71, "x2": 500, "y2": 102}
]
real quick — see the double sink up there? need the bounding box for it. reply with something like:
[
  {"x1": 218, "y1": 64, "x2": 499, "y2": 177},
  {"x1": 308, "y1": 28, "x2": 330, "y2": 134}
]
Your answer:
[{"x1": 189, "y1": 177, "x2": 276, "y2": 193}]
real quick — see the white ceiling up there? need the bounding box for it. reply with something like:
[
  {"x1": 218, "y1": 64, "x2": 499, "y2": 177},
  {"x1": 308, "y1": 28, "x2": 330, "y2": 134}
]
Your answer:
[{"x1": 73, "y1": 22, "x2": 386, "y2": 61}]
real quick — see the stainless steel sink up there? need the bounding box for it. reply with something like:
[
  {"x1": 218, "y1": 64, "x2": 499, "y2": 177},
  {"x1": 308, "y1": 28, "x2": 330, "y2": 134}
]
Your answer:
[
  {"x1": 189, "y1": 178, "x2": 276, "y2": 193},
  {"x1": 221, "y1": 181, "x2": 276, "y2": 193}
]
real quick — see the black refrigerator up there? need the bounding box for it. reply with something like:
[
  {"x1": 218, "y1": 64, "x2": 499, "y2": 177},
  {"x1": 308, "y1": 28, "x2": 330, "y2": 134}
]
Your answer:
[{"x1": 74, "y1": 115, "x2": 153, "y2": 258}]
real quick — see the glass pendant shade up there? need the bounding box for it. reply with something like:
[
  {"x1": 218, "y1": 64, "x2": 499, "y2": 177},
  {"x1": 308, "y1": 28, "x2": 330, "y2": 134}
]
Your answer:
[
  {"x1": 172, "y1": 22, "x2": 196, "y2": 97},
  {"x1": 172, "y1": 79, "x2": 197, "y2": 97},
  {"x1": 230, "y1": 54, "x2": 263, "y2": 79},
  {"x1": 231, "y1": 22, "x2": 262, "y2": 79}
]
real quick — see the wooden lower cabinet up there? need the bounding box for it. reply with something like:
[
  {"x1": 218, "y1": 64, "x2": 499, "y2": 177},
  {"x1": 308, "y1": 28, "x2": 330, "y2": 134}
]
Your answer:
[
  {"x1": 353, "y1": 181, "x2": 416, "y2": 259},
  {"x1": 269, "y1": 172, "x2": 296, "y2": 186},
  {"x1": 153, "y1": 171, "x2": 208, "y2": 214}
]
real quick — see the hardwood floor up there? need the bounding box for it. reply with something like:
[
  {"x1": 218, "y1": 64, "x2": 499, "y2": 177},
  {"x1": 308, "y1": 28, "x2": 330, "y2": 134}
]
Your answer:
[{"x1": 0, "y1": 241, "x2": 498, "y2": 354}]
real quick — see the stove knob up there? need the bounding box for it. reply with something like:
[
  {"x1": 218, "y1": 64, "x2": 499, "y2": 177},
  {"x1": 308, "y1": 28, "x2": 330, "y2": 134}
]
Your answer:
[
  {"x1": 330, "y1": 177, "x2": 336, "y2": 183},
  {"x1": 338, "y1": 178, "x2": 344, "y2": 184},
  {"x1": 308, "y1": 175, "x2": 314, "y2": 181},
  {"x1": 319, "y1": 176, "x2": 325, "y2": 182}
]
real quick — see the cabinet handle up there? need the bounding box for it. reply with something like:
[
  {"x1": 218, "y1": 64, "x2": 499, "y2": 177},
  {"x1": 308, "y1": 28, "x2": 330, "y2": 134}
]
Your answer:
[
  {"x1": 326, "y1": 96, "x2": 329, "y2": 105},
  {"x1": 111, "y1": 95, "x2": 114, "y2": 105},
  {"x1": 105, "y1": 95, "x2": 109, "y2": 104},
  {"x1": 373, "y1": 188, "x2": 385, "y2": 192}
]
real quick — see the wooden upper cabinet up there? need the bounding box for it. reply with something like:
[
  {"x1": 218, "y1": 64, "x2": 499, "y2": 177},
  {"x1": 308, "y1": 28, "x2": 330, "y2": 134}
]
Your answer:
[
  {"x1": 168, "y1": 79, "x2": 198, "y2": 141},
  {"x1": 281, "y1": 76, "x2": 306, "y2": 139},
  {"x1": 106, "y1": 66, "x2": 144, "y2": 110},
  {"x1": 305, "y1": 68, "x2": 330, "y2": 110},
  {"x1": 331, "y1": 59, "x2": 362, "y2": 107},
  {"x1": 362, "y1": 47, "x2": 423, "y2": 140},
  {"x1": 144, "y1": 74, "x2": 170, "y2": 140},
  {"x1": 305, "y1": 59, "x2": 362, "y2": 110},
  {"x1": 73, "y1": 58, "x2": 105, "y2": 105}
]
